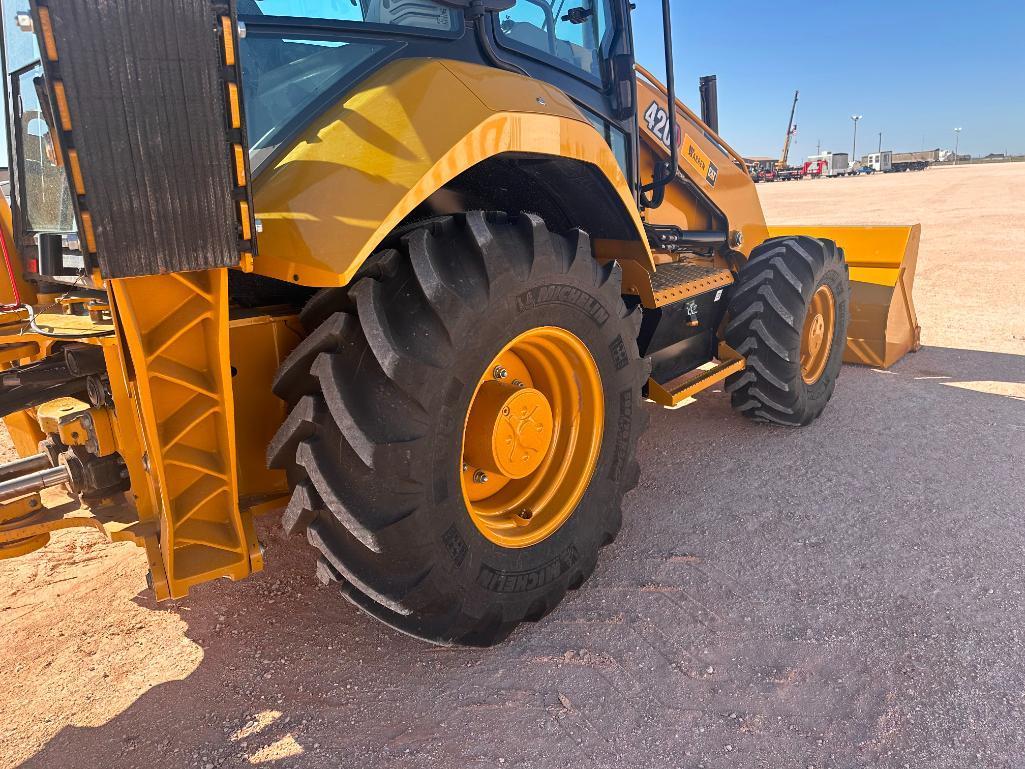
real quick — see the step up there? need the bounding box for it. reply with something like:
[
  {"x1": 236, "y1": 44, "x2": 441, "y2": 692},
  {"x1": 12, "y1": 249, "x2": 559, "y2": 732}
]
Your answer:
[
  {"x1": 625, "y1": 260, "x2": 734, "y2": 308},
  {"x1": 647, "y1": 344, "x2": 746, "y2": 407}
]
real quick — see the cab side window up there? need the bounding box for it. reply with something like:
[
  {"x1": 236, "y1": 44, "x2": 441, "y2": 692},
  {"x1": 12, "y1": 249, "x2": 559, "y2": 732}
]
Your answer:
[{"x1": 497, "y1": 0, "x2": 611, "y2": 79}]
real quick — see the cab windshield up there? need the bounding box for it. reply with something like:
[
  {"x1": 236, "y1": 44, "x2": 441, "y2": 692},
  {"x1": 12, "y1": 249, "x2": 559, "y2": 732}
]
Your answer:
[
  {"x1": 496, "y1": 0, "x2": 612, "y2": 81},
  {"x1": 238, "y1": 0, "x2": 459, "y2": 168}
]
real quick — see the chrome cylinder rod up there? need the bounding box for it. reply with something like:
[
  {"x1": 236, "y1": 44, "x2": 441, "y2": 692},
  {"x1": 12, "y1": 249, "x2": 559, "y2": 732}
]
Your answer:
[
  {"x1": 0, "y1": 453, "x2": 52, "y2": 484},
  {"x1": 0, "y1": 465, "x2": 70, "y2": 502}
]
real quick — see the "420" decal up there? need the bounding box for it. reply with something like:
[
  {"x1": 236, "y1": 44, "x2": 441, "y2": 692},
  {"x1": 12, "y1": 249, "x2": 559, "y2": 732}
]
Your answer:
[
  {"x1": 643, "y1": 100, "x2": 718, "y2": 188},
  {"x1": 643, "y1": 100, "x2": 679, "y2": 150}
]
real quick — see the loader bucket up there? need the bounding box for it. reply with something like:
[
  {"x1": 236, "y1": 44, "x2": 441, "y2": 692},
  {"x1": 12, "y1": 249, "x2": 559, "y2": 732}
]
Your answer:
[{"x1": 766, "y1": 225, "x2": 922, "y2": 368}]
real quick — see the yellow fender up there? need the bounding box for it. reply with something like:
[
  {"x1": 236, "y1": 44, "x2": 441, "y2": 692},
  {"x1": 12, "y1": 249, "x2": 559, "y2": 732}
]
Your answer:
[
  {"x1": 768, "y1": 224, "x2": 922, "y2": 368},
  {"x1": 252, "y1": 59, "x2": 653, "y2": 287}
]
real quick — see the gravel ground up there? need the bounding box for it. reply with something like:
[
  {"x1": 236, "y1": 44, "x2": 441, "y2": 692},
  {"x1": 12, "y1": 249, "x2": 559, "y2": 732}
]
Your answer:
[{"x1": 2, "y1": 162, "x2": 1024, "y2": 769}]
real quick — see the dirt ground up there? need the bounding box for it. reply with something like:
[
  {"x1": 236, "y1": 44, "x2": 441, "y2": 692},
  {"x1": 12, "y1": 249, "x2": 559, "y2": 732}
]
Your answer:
[{"x1": 2, "y1": 162, "x2": 1024, "y2": 769}]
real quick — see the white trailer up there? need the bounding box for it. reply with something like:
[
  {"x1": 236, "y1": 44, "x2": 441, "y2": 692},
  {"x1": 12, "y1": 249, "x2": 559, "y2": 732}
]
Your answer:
[
  {"x1": 865, "y1": 151, "x2": 892, "y2": 172},
  {"x1": 806, "y1": 152, "x2": 850, "y2": 177}
]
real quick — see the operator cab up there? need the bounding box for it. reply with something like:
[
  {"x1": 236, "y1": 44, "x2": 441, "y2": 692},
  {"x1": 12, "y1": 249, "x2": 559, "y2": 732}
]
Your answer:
[
  {"x1": 1, "y1": 0, "x2": 639, "y2": 286},
  {"x1": 237, "y1": 0, "x2": 636, "y2": 177}
]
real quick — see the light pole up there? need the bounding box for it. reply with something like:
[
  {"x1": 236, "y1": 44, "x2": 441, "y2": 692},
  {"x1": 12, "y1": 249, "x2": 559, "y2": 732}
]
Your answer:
[
  {"x1": 954, "y1": 127, "x2": 962, "y2": 165},
  {"x1": 878, "y1": 131, "x2": 882, "y2": 154},
  {"x1": 851, "y1": 115, "x2": 862, "y2": 163}
]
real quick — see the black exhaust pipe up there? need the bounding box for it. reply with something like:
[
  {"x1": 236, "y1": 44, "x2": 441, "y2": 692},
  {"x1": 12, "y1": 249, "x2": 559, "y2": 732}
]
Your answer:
[{"x1": 699, "y1": 75, "x2": 718, "y2": 134}]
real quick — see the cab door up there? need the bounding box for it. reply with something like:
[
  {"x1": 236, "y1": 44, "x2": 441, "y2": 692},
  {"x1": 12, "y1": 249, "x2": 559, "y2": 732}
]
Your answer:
[{"x1": 485, "y1": 0, "x2": 637, "y2": 192}]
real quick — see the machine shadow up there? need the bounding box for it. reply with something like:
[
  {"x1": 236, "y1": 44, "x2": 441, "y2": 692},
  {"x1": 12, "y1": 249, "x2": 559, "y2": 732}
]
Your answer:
[
  {"x1": 18, "y1": 345, "x2": 1024, "y2": 769},
  {"x1": 882, "y1": 344, "x2": 1025, "y2": 387}
]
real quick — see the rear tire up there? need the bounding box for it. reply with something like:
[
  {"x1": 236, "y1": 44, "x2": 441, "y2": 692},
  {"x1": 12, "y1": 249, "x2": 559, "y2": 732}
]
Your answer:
[
  {"x1": 724, "y1": 236, "x2": 849, "y2": 426},
  {"x1": 269, "y1": 212, "x2": 648, "y2": 646}
]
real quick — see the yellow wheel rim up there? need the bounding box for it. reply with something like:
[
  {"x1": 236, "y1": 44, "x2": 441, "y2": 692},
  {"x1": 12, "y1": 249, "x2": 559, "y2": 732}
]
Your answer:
[
  {"x1": 460, "y1": 326, "x2": 604, "y2": 548},
  {"x1": 800, "y1": 284, "x2": 836, "y2": 384}
]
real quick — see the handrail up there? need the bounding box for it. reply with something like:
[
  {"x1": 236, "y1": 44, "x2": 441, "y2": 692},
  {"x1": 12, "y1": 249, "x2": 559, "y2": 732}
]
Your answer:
[
  {"x1": 637, "y1": 0, "x2": 678, "y2": 208},
  {"x1": 634, "y1": 62, "x2": 749, "y2": 170},
  {"x1": 520, "y1": 0, "x2": 558, "y2": 54}
]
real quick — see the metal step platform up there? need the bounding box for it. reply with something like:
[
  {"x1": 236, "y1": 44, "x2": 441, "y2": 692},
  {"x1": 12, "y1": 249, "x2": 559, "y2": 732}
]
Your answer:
[
  {"x1": 623, "y1": 260, "x2": 734, "y2": 308},
  {"x1": 646, "y1": 343, "x2": 746, "y2": 407}
]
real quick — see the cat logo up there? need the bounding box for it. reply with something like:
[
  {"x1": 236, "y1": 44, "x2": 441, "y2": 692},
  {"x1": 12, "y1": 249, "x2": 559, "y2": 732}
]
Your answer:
[
  {"x1": 643, "y1": 101, "x2": 718, "y2": 188},
  {"x1": 682, "y1": 134, "x2": 718, "y2": 188}
]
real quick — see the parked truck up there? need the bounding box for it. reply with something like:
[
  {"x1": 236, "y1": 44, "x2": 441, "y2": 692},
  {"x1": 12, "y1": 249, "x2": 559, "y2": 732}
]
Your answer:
[{"x1": 890, "y1": 150, "x2": 939, "y2": 172}]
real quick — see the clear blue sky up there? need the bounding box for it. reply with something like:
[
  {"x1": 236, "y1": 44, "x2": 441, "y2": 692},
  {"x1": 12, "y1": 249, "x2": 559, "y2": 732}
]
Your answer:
[
  {"x1": 631, "y1": 0, "x2": 1025, "y2": 161},
  {"x1": 1, "y1": 1, "x2": 1021, "y2": 164}
]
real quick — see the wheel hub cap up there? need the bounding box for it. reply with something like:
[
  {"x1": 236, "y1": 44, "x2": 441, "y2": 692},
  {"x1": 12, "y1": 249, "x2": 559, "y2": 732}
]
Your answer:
[
  {"x1": 460, "y1": 326, "x2": 604, "y2": 549},
  {"x1": 464, "y1": 382, "x2": 554, "y2": 479},
  {"x1": 800, "y1": 284, "x2": 836, "y2": 384},
  {"x1": 808, "y1": 314, "x2": 825, "y2": 355}
]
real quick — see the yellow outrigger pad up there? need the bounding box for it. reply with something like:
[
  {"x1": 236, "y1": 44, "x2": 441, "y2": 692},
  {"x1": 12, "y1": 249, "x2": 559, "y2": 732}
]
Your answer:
[{"x1": 767, "y1": 225, "x2": 922, "y2": 368}]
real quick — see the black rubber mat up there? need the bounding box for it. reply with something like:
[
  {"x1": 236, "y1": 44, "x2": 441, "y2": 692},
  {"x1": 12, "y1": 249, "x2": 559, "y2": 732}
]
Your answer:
[{"x1": 37, "y1": 0, "x2": 246, "y2": 278}]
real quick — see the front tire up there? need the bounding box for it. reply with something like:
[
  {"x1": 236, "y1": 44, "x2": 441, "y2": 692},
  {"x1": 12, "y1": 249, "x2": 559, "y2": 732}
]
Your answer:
[
  {"x1": 268, "y1": 212, "x2": 648, "y2": 646},
  {"x1": 724, "y1": 235, "x2": 849, "y2": 426}
]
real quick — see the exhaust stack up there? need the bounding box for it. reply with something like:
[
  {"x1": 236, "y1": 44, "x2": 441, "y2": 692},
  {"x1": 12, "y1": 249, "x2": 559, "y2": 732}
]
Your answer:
[{"x1": 699, "y1": 75, "x2": 718, "y2": 133}]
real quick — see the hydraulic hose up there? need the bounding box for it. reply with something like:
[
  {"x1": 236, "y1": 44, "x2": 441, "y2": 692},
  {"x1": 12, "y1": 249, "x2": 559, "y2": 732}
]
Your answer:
[
  {"x1": 467, "y1": 1, "x2": 530, "y2": 76},
  {"x1": 0, "y1": 379, "x2": 90, "y2": 420}
]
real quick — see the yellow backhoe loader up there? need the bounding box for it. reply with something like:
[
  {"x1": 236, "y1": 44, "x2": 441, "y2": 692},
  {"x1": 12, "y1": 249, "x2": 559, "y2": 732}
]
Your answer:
[{"x1": 0, "y1": 0, "x2": 920, "y2": 645}]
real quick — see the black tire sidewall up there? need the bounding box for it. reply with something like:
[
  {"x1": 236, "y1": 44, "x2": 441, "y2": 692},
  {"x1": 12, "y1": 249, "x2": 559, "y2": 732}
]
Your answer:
[
  {"x1": 417, "y1": 267, "x2": 636, "y2": 613},
  {"x1": 798, "y1": 256, "x2": 849, "y2": 411},
  {"x1": 726, "y1": 235, "x2": 850, "y2": 426}
]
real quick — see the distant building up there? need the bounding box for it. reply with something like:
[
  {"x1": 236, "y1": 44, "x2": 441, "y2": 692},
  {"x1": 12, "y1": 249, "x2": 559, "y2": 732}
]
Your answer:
[{"x1": 743, "y1": 156, "x2": 776, "y2": 172}]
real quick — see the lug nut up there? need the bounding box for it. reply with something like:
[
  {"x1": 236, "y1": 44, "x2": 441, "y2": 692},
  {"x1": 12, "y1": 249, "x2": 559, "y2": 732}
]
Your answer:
[
  {"x1": 493, "y1": 366, "x2": 508, "y2": 379},
  {"x1": 473, "y1": 470, "x2": 489, "y2": 484},
  {"x1": 517, "y1": 508, "x2": 533, "y2": 520},
  {"x1": 512, "y1": 379, "x2": 525, "y2": 388}
]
